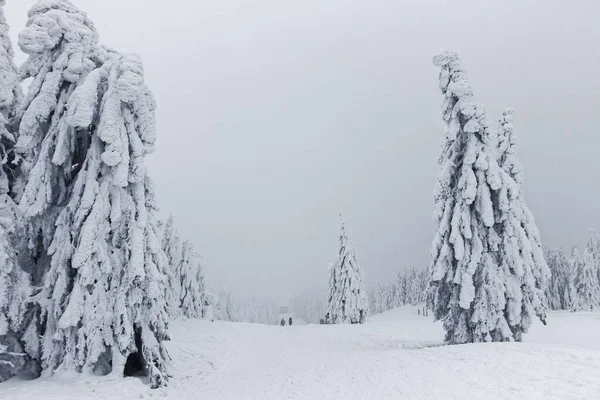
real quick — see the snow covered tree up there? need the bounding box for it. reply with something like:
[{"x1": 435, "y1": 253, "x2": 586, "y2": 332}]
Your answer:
[
  {"x1": 202, "y1": 291, "x2": 217, "y2": 321},
  {"x1": 0, "y1": 0, "x2": 33, "y2": 381},
  {"x1": 0, "y1": 203, "x2": 31, "y2": 382},
  {"x1": 215, "y1": 290, "x2": 237, "y2": 321},
  {"x1": 326, "y1": 215, "x2": 369, "y2": 324},
  {"x1": 212, "y1": 291, "x2": 279, "y2": 325},
  {"x1": 162, "y1": 215, "x2": 182, "y2": 316},
  {"x1": 11, "y1": 1, "x2": 101, "y2": 367},
  {"x1": 13, "y1": 2, "x2": 171, "y2": 385},
  {"x1": 178, "y1": 240, "x2": 204, "y2": 318},
  {"x1": 429, "y1": 50, "x2": 521, "y2": 344},
  {"x1": 367, "y1": 266, "x2": 429, "y2": 316},
  {"x1": 290, "y1": 292, "x2": 327, "y2": 324},
  {"x1": 0, "y1": 0, "x2": 21, "y2": 127},
  {"x1": 495, "y1": 108, "x2": 549, "y2": 341},
  {"x1": 196, "y1": 257, "x2": 209, "y2": 319},
  {"x1": 35, "y1": 50, "x2": 171, "y2": 387},
  {"x1": 570, "y1": 233, "x2": 600, "y2": 311},
  {"x1": 404, "y1": 267, "x2": 428, "y2": 305},
  {"x1": 545, "y1": 248, "x2": 572, "y2": 310}
]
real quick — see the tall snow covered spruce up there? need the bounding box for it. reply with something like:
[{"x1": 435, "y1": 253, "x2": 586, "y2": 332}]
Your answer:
[
  {"x1": 13, "y1": 0, "x2": 170, "y2": 387},
  {"x1": 326, "y1": 215, "x2": 369, "y2": 324},
  {"x1": 570, "y1": 232, "x2": 600, "y2": 311},
  {"x1": 0, "y1": 0, "x2": 32, "y2": 382},
  {"x1": 13, "y1": 0, "x2": 101, "y2": 368},
  {"x1": 428, "y1": 51, "x2": 547, "y2": 344},
  {"x1": 495, "y1": 108, "x2": 549, "y2": 341},
  {"x1": 40, "y1": 52, "x2": 170, "y2": 387}
]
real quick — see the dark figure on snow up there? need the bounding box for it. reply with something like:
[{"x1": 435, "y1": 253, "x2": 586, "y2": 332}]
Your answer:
[
  {"x1": 280, "y1": 318, "x2": 285, "y2": 326},
  {"x1": 288, "y1": 317, "x2": 293, "y2": 326}
]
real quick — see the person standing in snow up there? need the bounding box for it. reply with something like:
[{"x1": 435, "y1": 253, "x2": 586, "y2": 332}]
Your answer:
[
  {"x1": 289, "y1": 317, "x2": 293, "y2": 326},
  {"x1": 280, "y1": 318, "x2": 285, "y2": 326}
]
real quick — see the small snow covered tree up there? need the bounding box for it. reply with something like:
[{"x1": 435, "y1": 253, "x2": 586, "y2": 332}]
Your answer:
[
  {"x1": 429, "y1": 50, "x2": 517, "y2": 344},
  {"x1": 162, "y1": 215, "x2": 182, "y2": 316},
  {"x1": 570, "y1": 233, "x2": 600, "y2": 311},
  {"x1": 495, "y1": 108, "x2": 549, "y2": 341},
  {"x1": 404, "y1": 267, "x2": 428, "y2": 305},
  {"x1": 178, "y1": 240, "x2": 204, "y2": 318},
  {"x1": 0, "y1": 0, "x2": 32, "y2": 381},
  {"x1": 196, "y1": 258, "x2": 209, "y2": 319},
  {"x1": 290, "y1": 292, "x2": 327, "y2": 324},
  {"x1": 215, "y1": 290, "x2": 237, "y2": 321},
  {"x1": 545, "y1": 248, "x2": 572, "y2": 310},
  {"x1": 326, "y1": 215, "x2": 369, "y2": 324}
]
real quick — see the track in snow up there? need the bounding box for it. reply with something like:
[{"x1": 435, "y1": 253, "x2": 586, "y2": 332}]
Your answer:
[{"x1": 3, "y1": 307, "x2": 600, "y2": 400}]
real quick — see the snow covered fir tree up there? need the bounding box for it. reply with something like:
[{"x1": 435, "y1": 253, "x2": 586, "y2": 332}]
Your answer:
[
  {"x1": 368, "y1": 267, "x2": 428, "y2": 315},
  {"x1": 161, "y1": 215, "x2": 183, "y2": 316},
  {"x1": 325, "y1": 215, "x2": 369, "y2": 324},
  {"x1": 544, "y1": 247, "x2": 572, "y2": 310},
  {"x1": 494, "y1": 107, "x2": 549, "y2": 341},
  {"x1": 0, "y1": 0, "x2": 198, "y2": 387},
  {"x1": 178, "y1": 240, "x2": 205, "y2": 318},
  {"x1": 570, "y1": 231, "x2": 600, "y2": 311},
  {"x1": 428, "y1": 50, "x2": 548, "y2": 344},
  {"x1": 12, "y1": 0, "x2": 171, "y2": 385},
  {"x1": 0, "y1": 0, "x2": 31, "y2": 382}
]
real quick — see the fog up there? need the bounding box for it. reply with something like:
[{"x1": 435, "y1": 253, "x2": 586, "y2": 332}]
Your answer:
[{"x1": 6, "y1": 0, "x2": 600, "y2": 304}]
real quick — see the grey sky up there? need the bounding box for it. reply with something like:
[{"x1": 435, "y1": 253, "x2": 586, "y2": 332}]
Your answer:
[{"x1": 5, "y1": 0, "x2": 600, "y2": 304}]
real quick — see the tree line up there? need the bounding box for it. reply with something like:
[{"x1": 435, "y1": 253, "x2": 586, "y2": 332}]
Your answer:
[{"x1": 545, "y1": 233, "x2": 600, "y2": 312}]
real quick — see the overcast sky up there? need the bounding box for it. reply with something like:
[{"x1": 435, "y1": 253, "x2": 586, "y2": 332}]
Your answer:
[{"x1": 5, "y1": 0, "x2": 600, "y2": 304}]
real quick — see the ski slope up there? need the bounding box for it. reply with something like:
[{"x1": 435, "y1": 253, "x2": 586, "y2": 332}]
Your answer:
[{"x1": 3, "y1": 306, "x2": 600, "y2": 399}]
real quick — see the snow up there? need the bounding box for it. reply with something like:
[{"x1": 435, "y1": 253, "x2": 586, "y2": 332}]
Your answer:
[{"x1": 3, "y1": 306, "x2": 600, "y2": 399}]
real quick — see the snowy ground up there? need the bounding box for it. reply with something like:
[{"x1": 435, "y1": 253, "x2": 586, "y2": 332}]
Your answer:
[{"x1": 3, "y1": 307, "x2": 600, "y2": 399}]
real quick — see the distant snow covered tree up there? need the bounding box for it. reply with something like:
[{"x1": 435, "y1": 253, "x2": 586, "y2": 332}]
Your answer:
[
  {"x1": 162, "y1": 215, "x2": 182, "y2": 316},
  {"x1": 570, "y1": 233, "x2": 600, "y2": 311},
  {"x1": 178, "y1": 240, "x2": 204, "y2": 318},
  {"x1": 0, "y1": 0, "x2": 33, "y2": 381},
  {"x1": 213, "y1": 290, "x2": 278, "y2": 325},
  {"x1": 544, "y1": 248, "x2": 572, "y2": 310},
  {"x1": 495, "y1": 108, "x2": 549, "y2": 341},
  {"x1": 196, "y1": 258, "x2": 209, "y2": 319},
  {"x1": 404, "y1": 267, "x2": 428, "y2": 306},
  {"x1": 367, "y1": 282, "x2": 396, "y2": 315},
  {"x1": 202, "y1": 291, "x2": 217, "y2": 321},
  {"x1": 429, "y1": 50, "x2": 530, "y2": 344},
  {"x1": 367, "y1": 267, "x2": 428, "y2": 316},
  {"x1": 326, "y1": 215, "x2": 369, "y2": 324},
  {"x1": 290, "y1": 292, "x2": 327, "y2": 324},
  {"x1": 215, "y1": 290, "x2": 236, "y2": 321}
]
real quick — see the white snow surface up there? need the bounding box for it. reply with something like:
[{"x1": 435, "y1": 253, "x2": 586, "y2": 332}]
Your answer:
[{"x1": 3, "y1": 306, "x2": 600, "y2": 400}]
